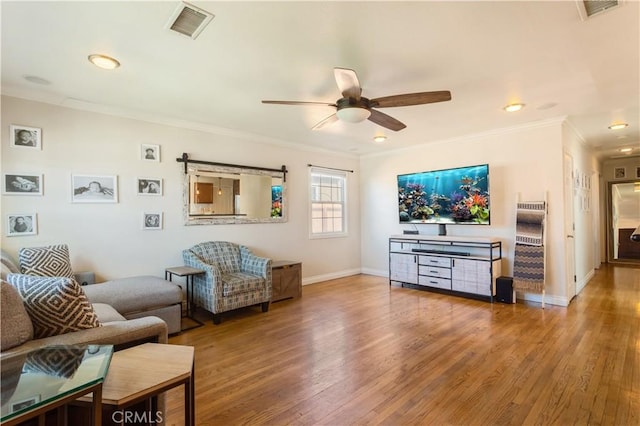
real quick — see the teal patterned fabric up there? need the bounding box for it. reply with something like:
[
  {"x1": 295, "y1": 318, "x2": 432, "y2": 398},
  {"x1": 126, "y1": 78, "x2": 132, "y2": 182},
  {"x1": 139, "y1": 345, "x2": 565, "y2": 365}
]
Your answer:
[{"x1": 183, "y1": 241, "x2": 271, "y2": 316}]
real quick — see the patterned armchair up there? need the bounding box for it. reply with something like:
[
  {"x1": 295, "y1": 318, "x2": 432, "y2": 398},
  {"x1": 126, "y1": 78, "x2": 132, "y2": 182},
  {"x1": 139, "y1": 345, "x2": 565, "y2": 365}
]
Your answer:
[{"x1": 182, "y1": 241, "x2": 272, "y2": 324}]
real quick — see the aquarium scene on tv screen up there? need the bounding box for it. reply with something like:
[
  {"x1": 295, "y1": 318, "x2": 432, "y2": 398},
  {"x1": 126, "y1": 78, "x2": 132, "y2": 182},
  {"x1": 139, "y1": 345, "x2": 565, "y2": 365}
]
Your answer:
[{"x1": 398, "y1": 164, "x2": 490, "y2": 225}]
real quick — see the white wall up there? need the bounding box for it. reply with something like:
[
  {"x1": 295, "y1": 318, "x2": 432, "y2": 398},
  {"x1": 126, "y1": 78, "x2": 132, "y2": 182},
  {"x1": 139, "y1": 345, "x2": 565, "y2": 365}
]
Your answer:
[
  {"x1": 1, "y1": 96, "x2": 361, "y2": 283},
  {"x1": 562, "y1": 121, "x2": 601, "y2": 295},
  {"x1": 360, "y1": 120, "x2": 572, "y2": 306}
]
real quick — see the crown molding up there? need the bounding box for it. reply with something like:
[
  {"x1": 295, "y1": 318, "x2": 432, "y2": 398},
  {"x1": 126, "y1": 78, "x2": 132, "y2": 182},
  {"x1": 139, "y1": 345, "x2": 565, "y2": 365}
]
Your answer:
[
  {"x1": 1, "y1": 90, "x2": 358, "y2": 160},
  {"x1": 361, "y1": 116, "x2": 568, "y2": 159}
]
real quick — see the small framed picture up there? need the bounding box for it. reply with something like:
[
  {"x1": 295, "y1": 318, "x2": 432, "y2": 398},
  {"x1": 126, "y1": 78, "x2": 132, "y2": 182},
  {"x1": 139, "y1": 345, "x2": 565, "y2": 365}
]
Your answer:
[
  {"x1": 141, "y1": 144, "x2": 160, "y2": 162},
  {"x1": 3, "y1": 174, "x2": 43, "y2": 195},
  {"x1": 72, "y1": 175, "x2": 118, "y2": 203},
  {"x1": 11, "y1": 395, "x2": 41, "y2": 413},
  {"x1": 136, "y1": 177, "x2": 162, "y2": 196},
  {"x1": 10, "y1": 125, "x2": 41, "y2": 150},
  {"x1": 636, "y1": 166, "x2": 640, "y2": 179},
  {"x1": 614, "y1": 167, "x2": 626, "y2": 179},
  {"x1": 143, "y1": 212, "x2": 163, "y2": 230},
  {"x1": 7, "y1": 213, "x2": 37, "y2": 236}
]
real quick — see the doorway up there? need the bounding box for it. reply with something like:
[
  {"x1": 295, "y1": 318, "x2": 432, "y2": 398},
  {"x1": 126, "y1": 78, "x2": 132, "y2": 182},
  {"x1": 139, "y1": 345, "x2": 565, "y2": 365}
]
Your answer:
[{"x1": 607, "y1": 180, "x2": 640, "y2": 264}]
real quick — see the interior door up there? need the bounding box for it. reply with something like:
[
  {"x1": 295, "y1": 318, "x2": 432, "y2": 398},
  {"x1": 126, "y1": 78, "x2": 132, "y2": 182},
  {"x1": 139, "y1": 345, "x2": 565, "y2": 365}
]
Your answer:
[{"x1": 563, "y1": 153, "x2": 577, "y2": 300}]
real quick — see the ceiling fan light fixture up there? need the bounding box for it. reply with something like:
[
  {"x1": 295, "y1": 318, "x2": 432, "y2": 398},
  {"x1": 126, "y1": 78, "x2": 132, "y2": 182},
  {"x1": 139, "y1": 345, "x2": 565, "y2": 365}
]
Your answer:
[
  {"x1": 88, "y1": 54, "x2": 120, "y2": 70},
  {"x1": 503, "y1": 103, "x2": 525, "y2": 112},
  {"x1": 608, "y1": 123, "x2": 628, "y2": 130},
  {"x1": 373, "y1": 135, "x2": 387, "y2": 143},
  {"x1": 336, "y1": 107, "x2": 371, "y2": 123}
]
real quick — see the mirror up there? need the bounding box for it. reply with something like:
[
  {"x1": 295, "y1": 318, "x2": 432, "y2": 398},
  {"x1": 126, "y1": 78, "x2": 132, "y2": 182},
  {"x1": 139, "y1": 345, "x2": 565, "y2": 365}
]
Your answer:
[
  {"x1": 608, "y1": 181, "x2": 640, "y2": 263},
  {"x1": 182, "y1": 161, "x2": 286, "y2": 225}
]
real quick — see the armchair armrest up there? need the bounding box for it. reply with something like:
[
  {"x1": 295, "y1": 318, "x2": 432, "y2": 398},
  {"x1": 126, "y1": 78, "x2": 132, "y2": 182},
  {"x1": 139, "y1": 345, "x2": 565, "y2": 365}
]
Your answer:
[
  {"x1": 240, "y1": 246, "x2": 271, "y2": 278},
  {"x1": 182, "y1": 250, "x2": 221, "y2": 280}
]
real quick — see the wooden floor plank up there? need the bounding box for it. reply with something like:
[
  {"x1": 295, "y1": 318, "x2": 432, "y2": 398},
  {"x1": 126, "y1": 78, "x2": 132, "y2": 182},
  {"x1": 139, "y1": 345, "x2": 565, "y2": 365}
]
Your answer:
[{"x1": 164, "y1": 264, "x2": 640, "y2": 425}]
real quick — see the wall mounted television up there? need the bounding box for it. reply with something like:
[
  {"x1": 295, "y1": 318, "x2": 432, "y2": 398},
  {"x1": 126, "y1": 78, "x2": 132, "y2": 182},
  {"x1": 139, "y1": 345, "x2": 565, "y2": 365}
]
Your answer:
[{"x1": 398, "y1": 164, "x2": 490, "y2": 225}]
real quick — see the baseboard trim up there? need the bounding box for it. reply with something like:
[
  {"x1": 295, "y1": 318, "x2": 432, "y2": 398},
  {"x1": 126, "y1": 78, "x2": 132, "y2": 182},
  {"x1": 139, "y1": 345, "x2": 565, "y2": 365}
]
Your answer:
[
  {"x1": 360, "y1": 267, "x2": 388, "y2": 277},
  {"x1": 516, "y1": 291, "x2": 568, "y2": 307},
  {"x1": 302, "y1": 268, "x2": 362, "y2": 285},
  {"x1": 576, "y1": 269, "x2": 595, "y2": 295}
]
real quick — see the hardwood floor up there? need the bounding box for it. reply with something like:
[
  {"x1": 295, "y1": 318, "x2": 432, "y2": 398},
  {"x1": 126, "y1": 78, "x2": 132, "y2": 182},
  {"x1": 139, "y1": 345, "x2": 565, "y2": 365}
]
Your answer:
[{"x1": 165, "y1": 265, "x2": 639, "y2": 425}]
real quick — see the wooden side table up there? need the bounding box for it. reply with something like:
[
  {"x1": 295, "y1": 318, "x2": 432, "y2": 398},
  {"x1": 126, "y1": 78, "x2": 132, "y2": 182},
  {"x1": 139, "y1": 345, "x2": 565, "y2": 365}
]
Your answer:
[
  {"x1": 165, "y1": 266, "x2": 205, "y2": 318},
  {"x1": 271, "y1": 261, "x2": 302, "y2": 302},
  {"x1": 80, "y1": 343, "x2": 195, "y2": 426}
]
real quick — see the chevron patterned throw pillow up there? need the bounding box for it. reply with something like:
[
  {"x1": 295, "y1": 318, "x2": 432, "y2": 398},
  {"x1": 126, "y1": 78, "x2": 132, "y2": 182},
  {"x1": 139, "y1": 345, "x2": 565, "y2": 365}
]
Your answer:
[
  {"x1": 18, "y1": 244, "x2": 75, "y2": 279},
  {"x1": 7, "y1": 274, "x2": 100, "y2": 338}
]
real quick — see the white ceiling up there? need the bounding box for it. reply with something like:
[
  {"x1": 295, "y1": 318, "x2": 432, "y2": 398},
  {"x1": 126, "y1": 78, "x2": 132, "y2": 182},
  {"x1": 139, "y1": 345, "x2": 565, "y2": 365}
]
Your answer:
[{"x1": 2, "y1": 1, "x2": 639, "y2": 157}]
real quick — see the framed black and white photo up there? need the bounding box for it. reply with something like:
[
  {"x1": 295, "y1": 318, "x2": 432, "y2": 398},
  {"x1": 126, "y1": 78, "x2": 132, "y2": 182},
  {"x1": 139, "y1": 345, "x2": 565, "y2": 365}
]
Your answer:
[
  {"x1": 10, "y1": 125, "x2": 41, "y2": 150},
  {"x1": 7, "y1": 213, "x2": 37, "y2": 236},
  {"x1": 614, "y1": 167, "x2": 626, "y2": 179},
  {"x1": 72, "y1": 175, "x2": 118, "y2": 203},
  {"x1": 136, "y1": 177, "x2": 162, "y2": 196},
  {"x1": 141, "y1": 144, "x2": 160, "y2": 162},
  {"x1": 3, "y1": 173, "x2": 43, "y2": 195},
  {"x1": 142, "y1": 212, "x2": 163, "y2": 230}
]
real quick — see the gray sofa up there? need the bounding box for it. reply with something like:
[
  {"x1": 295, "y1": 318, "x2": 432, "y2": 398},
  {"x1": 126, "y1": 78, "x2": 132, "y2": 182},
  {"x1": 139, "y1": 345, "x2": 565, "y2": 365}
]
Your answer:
[
  {"x1": 0, "y1": 281, "x2": 168, "y2": 358},
  {"x1": 83, "y1": 276, "x2": 182, "y2": 334},
  {"x1": 0, "y1": 248, "x2": 181, "y2": 357}
]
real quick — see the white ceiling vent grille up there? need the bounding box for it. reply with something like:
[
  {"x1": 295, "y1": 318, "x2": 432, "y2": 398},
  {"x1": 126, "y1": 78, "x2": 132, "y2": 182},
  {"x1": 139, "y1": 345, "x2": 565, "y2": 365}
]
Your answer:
[
  {"x1": 575, "y1": 0, "x2": 621, "y2": 20},
  {"x1": 166, "y1": 2, "x2": 214, "y2": 39}
]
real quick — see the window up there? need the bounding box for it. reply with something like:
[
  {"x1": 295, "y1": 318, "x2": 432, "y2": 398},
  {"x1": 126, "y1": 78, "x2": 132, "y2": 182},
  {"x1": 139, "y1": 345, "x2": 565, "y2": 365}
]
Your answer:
[{"x1": 309, "y1": 167, "x2": 347, "y2": 237}]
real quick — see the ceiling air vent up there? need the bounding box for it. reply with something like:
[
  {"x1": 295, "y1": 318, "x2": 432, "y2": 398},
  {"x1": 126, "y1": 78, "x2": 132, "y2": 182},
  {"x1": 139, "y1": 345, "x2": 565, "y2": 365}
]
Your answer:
[
  {"x1": 576, "y1": 0, "x2": 621, "y2": 20},
  {"x1": 166, "y1": 2, "x2": 214, "y2": 39}
]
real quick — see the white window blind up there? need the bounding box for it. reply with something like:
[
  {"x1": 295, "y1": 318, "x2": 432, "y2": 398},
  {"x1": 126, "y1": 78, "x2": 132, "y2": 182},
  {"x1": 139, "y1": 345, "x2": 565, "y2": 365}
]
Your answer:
[{"x1": 309, "y1": 167, "x2": 347, "y2": 237}]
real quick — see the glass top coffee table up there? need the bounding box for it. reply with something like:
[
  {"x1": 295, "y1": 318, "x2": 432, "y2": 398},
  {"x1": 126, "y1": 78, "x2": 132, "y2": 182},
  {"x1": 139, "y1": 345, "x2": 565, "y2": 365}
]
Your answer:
[{"x1": 1, "y1": 344, "x2": 113, "y2": 426}]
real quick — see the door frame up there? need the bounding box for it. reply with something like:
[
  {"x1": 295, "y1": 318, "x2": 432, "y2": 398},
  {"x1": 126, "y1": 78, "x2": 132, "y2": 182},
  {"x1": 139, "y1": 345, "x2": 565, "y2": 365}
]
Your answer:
[
  {"x1": 606, "y1": 179, "x2": 640, "y2": 265},
  {"x1": 563, "y1": 153, "x2": 577, "y2": 300}
]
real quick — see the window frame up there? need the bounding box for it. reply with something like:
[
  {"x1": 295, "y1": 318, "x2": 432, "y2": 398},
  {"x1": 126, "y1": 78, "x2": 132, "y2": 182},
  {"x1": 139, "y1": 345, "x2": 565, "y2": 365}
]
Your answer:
[{"x1": 308, "y1": 167, "x2": 348, "y2": 239}]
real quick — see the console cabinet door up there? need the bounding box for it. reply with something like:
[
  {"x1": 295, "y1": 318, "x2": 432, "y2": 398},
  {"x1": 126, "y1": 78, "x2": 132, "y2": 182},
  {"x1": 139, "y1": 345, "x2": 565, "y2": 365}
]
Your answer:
[{"x1": 390, "y1": 253, "x2": 418, "y2": 284}]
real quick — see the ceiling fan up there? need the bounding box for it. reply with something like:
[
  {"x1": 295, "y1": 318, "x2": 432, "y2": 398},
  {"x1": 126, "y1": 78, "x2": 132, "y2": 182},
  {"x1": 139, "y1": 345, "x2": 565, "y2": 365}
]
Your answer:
[{"x1": 262, "y1": 67, "x2": 451, "y2": 132}]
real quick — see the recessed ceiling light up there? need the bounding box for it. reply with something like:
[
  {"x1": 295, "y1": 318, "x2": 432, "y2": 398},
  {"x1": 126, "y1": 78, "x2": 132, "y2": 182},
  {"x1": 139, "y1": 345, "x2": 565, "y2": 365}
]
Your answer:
[
  {"x1": 88, "y1": 54, "x2": 120, "y2": 70},
  {"x1": 503, "y1": 103, "x2": 525, "y2": 112},
  {"x1": 373, "y1": 135, "x2": 387, "y2": 143},
  {"x1": 619, "y1": 148, "x2": 633, "y2": 153},
  {"x1": 608, "y1": 123, "x2": 628, "y2": 130}
]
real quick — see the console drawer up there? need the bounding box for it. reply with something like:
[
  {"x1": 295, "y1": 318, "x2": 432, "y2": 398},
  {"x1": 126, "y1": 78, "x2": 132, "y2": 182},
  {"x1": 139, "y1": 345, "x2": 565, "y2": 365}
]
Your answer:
[
  {"x1": 418, "y1": 256, "x2": 451, "y2": 268},
  {"x1": 418, "y1": 265, "x2": 452, "y2": 279},
  {"x1": 418, "y1": 276, "x2": 452, "y2": 289}
]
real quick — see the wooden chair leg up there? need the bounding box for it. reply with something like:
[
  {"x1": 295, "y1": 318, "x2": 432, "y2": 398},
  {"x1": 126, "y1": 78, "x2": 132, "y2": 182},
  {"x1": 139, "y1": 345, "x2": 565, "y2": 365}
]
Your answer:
[
  {"x1": 261, "y1": 302, "x2": 270, "y2": 312},
  {"x1": 212, "y1": 314, "x2": 222, "y2": 325}
]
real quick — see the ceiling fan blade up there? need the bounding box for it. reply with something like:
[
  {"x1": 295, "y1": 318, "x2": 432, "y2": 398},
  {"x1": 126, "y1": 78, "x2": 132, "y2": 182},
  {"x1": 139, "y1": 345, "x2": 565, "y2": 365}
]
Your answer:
[
  {"x1": 368, "y1": 109, "x2": 406, "y2": 131},
  {"x1": 262, "y1": 100, "x2": 337, "y2": 106},
  {"x1": 370, "y1": 91, "x2": 452, "y2": 108},
  {"x1": 334, "y1": 67, "x2": 361, "y2": 100},
  {"x1": 312, "y1": 113, "x2": 339, "y2": 130}
]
